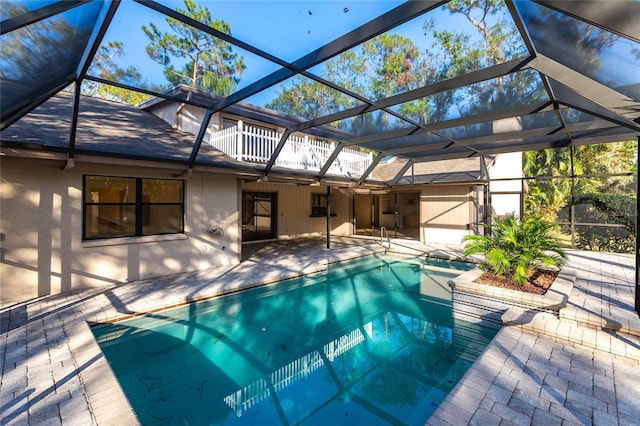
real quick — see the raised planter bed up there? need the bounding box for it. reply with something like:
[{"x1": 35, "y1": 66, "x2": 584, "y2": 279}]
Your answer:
[{"x1": 448, "y1": 268, "x2": 577, "y2": 329}]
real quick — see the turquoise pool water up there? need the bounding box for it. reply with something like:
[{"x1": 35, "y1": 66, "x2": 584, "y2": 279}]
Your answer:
[{"x1": 92, "y1": 254, "x2": 496, "y2": 425}]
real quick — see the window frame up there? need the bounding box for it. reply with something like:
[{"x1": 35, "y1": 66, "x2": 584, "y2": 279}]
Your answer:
[
  {"x1": 83, "y1": 175, "x2": 185, "y2": 241},
  {"x1": 310, "y1": 193, "x2": 335, "y2": 217}
]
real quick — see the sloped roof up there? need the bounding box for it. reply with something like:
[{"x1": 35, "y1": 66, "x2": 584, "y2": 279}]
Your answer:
[
  {"x1": 372, "y1": 156, "x2": 486, "y2": 184},
  {"x1": 1, "y1": 90, "x2": 244, "y2": 169}
]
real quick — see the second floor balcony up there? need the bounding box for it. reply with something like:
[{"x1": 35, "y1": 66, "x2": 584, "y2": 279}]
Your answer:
[{"x1": 206, "y1": 121, "x2": 374, "y2": 179}]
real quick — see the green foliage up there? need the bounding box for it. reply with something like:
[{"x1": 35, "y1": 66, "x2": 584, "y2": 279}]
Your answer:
[
  {"x1": 462, "y1": 214, "x2": 567, "y2": 285},
  {"x1": 524, "y1": 141, "x2": 637, "y2": 220},
  {"x1": 142, "y1": 0, "x2": 245, "y2": 95},
  {"x1": 0, "y1": 2, "x2": 92, "y2": 81},
  {"x1": 267, "y1": 0, "x2": 525, "y2": 125},
  {"x1": 571, "y1": 193, "x2": 637, "y2": 253},
  {"x1": 84, "y1": 41, "x2": 152, "y2": 105}
]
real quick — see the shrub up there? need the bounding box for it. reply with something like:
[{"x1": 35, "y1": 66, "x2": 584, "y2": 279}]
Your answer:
[{"x1": 462, "y1": 214, "x2": 567, "y2": 285}]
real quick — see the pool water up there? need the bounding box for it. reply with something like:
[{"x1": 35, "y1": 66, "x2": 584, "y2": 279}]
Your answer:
[{"x1": 92, "y1": 254, "x2": 497, "y2": 425}]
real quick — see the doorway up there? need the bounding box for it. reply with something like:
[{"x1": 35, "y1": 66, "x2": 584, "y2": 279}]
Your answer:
[
  {"x1": 353, "y1": 192, "x2": 420, "y2": 239},
  {"x1": 242, "y1": 192, "x2": 277, "y2": 242},
  {"x1": 353, "y1": 194, "x2": 379, "y2": 236}
]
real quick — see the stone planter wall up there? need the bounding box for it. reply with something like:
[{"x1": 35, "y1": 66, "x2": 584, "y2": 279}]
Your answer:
[{"x1": 448, "y1": 268, "x2": 577, "y2": 329}]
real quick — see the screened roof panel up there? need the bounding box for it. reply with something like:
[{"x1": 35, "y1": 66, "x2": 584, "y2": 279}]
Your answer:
[
  {"x1": 1, "y1": 0, "x2": 639, "y2": 180},
  {"x1": 1, "y1": 0, "x2": 106, "y2": 123},
  {"x1": 392, "y1": 156, "x2": 484, "y2": 185},
  {"x1": 242, "y1": 74, "x2": 365, "y2": 121},
  {"x1": 436, "y1": 110, "x2": 563, "y2": 142},
  {"x1": 325, "y1": 109, "x2": 415, "y2": 138},
  {"x1": 389, "y1": 69, "x2": 549, "y2": 125},
  {"x1": 465, "y1": 127, "x2": 637, "y2": 156},
  {"x1": 156, "y1": 0, "x2": 404, "y2": 63},
  {"x1": 560, "y1": 108, "x2": 605, "y2": 125},
  {"x1": 517, "y1": 1, "x2": 640, "y2": 101},
  {"x1": 8, "y1": 1, "x2": 59, "y2": 11},
  {"x1": 521, "y1": 110, "x2": 564, "y2": 130},
  {"x1": 360, "y1": 132, "x2": 449, "y2": 154},
  {"x1": 437, "y1": 122, "x2": 493, "y2": 141},
  {"x1": 308, "y1": 0, "x2": 528, "y2": 102},
  {"x1": 405, "y1": 145, "x2": 475, "y2": 162},
  {"x1": 548, "y1": 78, "x2": 640, "y2": 126},
  {"x1": 90, "y1": 1, "x2": 282, "y2": 97}
]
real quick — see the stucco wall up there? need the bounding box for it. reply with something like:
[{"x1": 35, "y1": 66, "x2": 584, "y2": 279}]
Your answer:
[
  {"x1": 0, "y1": 157, "x2": 240, "y2": 305},
  {"x1": 241, "y1": 182, "x2": 351, "y2": 238},
  {"x1": 147, "y1": 103, "x2": 224, "y2": 140},
  {"x1": 488, "y1": 152, "x2": 523, "y2": 218},
  {"x1": 421, "y1": 186, "x2": 473, "y2": 245}
]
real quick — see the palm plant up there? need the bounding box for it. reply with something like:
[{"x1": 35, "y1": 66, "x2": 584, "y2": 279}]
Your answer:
[{"x1": 462, "y1": 214, "x2": 567, "y2": 285}]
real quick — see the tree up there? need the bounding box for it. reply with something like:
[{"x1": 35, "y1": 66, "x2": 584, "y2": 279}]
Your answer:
[
  {"x1": 267, "y1": 0, "x2": 528, "y2": 129},
  {"x1": 142, "y1": 0, "x2": 245, "y2": 95},
  {"x1": 84, "y1": 41, "x2": 151, "y2": 104},
  {"x1": 520, "y1": 3, "x2": 618, "y2": 77},
  {"x1": 573, "y1": 141, "x2": 637, "y2": 192},
  {"x1": 572, "y1": 193, "x2": 636, "y2": 252},
  {"x1": 523, "y1": 148, "x2": 575, "y2": 219},
  {"x1": 0, "y1": 3, "x2": 92, "y2": 85},
  {"x1": 265, "y1": 50, "x2": 367, "y2": 122}
]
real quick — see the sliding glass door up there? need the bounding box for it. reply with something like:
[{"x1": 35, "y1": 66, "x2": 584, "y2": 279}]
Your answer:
[{"x1": 242, "y1": 192, "x2": 277, "y2": 242}]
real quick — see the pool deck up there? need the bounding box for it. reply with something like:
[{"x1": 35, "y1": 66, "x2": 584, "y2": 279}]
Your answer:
[{"x1": 1, "y1": 237, "x2": 639, "y2": 425}]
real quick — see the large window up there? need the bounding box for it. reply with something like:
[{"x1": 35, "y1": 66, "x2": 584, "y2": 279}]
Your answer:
[{"x1": 84, "y1": 176, "x2": 184, "y2": 240}]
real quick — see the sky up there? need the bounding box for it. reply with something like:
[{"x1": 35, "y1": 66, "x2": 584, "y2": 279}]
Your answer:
[
  {"x1": 103, "y1": 1, "x2": 404, "y2": 93},
  {"x1": 95, "y1": 0, "x2": 639, "y2": 112},
  {"x1": 98, "y1": 0, "x2": 495, "y2": 107}
]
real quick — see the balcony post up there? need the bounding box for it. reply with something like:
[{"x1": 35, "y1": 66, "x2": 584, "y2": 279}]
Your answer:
[
  {"x1": 236, "y1": 120, "x2": 243, "y2": 161},
  {"x1": 304, "y1": 135, "x2": 310, "y2": 169},
  {"x1": 326, "y1": 185, "x2": 331, "y2": 249}
]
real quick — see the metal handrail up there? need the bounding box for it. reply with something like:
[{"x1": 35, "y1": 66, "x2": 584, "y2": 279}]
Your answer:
[{"x1": 380, "y1": 226, "x2": 391, "y2": 250}]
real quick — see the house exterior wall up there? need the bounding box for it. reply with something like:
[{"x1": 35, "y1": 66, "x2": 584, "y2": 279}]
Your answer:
[
  {"x1": 488, "y1": 152, "x2": 523, "y2": 218},
  {"x1": 147, "y1": 102, "x2": 180, "y2": 129},
  {"x1": 0, "y1": 157, "x2": 240, "y2": 305},
  {"x1": 488, "y1": 118, "x2": 524, "y2": 218},
  {"x1": 148, "y1": 103, "x2": 225, "y2": 140},
  {"x1": 241, "y1": 182, "x2": 351, "y2": 238},
  {"x1": 420, "y1": 185, "x2": 474, "y2": 245}
]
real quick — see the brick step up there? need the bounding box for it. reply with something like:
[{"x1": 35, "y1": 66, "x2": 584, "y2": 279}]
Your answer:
[
  {"x1": 560, "y1": 305, "x2": 640, "y2": 338},
  {"x1": 501, "y1": 308, "x2": 640, "y2": 361}
]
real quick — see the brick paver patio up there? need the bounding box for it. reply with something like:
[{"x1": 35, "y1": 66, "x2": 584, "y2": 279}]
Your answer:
[{"x1": 1, "y1": 239, "x2": 639, "y2": 425}]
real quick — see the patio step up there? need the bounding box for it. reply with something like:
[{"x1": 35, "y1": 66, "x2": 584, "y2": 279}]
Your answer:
[
  {"x1": 502, "y1": 308, "x2": 640, "y2": 361},
  {"x1": 560, "y1": 305, "x2": 640, "y2": 338}
]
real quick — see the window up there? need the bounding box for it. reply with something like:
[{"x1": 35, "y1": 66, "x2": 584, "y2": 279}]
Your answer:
[
  {"x1": 84, "y1": 175, "x2": 184, "y2": 240},
  {"x1": 311, "y1": 193, "x2": 328, "y2": 217}
]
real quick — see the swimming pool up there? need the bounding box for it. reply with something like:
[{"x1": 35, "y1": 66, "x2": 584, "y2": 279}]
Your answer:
[{"x1": 92, "y1": 254, "x2": 497, "y2": 425}]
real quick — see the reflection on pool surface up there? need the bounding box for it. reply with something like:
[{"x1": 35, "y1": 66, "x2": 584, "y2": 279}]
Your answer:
[{"x1": 92, "y1": 254, "x2": 496, "y2": 425}]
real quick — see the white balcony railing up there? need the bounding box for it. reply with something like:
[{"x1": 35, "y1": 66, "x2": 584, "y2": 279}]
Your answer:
[
  {"x1": 206, "y1": 121, "x2": 373, "y2": 178},
  {"x1": 223, "y1": 323, "x2": 372, "y2": 418}
]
